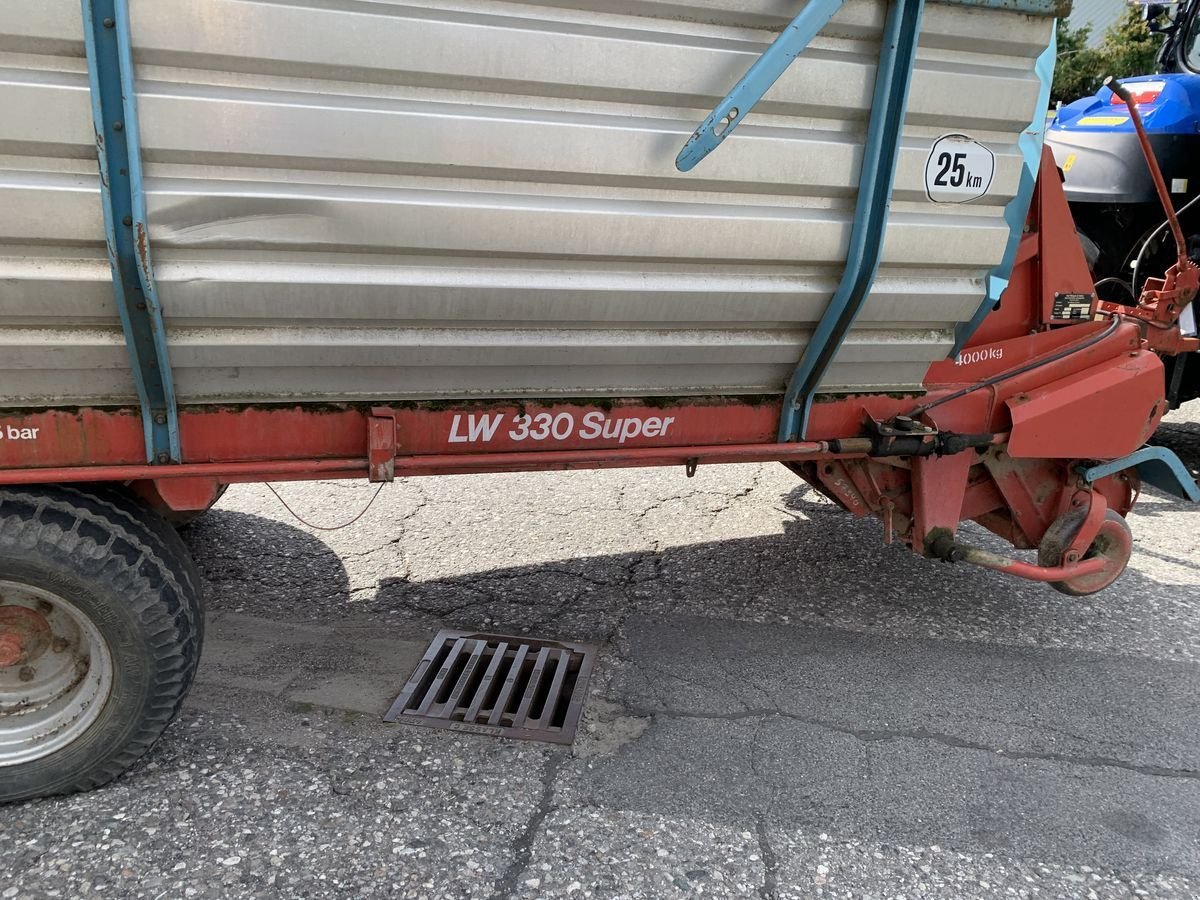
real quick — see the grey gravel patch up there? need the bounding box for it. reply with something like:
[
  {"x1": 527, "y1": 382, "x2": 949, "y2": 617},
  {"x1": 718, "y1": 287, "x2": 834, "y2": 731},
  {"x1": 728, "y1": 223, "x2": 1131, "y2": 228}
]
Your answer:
[
  {"x1": 769, "y1": 830, "x2": 1200, "y2": 899},
  {"x1": 511, "y1": 809, "x2": 765, "y2": 899},
  {"x1": 1, "y1": 694, "x2": 550, "y2": 900}
]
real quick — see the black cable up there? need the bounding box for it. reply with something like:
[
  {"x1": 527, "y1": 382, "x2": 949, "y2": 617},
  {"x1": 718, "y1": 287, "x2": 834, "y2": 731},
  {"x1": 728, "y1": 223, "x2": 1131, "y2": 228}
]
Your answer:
[
  {"x1": 1093, "y1": 276, "x2": 1135, "y2": 301},
  {"x1": 1131, "y1": 192, "x2": 1200, "y2": 297},
  {"x1": 910, "y1": 313, "x2": 1123, "y2": 417},
  {"x1": 265, "y1": 482, "x2": 385, "y2": 531}
]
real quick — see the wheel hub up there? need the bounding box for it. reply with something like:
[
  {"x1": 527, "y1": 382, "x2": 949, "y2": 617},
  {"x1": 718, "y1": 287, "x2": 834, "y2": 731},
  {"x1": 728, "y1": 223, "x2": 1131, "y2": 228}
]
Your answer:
[
  {"x1": 0, "y1": 582, "x2": 114, "y2": 767},
  {"x1": 0, "y1": 606, "x2": 52, "y2": 668}
]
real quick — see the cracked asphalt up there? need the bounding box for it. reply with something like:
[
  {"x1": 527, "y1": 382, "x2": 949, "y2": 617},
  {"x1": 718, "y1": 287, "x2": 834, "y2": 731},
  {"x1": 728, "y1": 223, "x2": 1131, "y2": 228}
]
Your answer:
[{"x1": 5, "y1": 405, "x2": 1200, "y2": 899}]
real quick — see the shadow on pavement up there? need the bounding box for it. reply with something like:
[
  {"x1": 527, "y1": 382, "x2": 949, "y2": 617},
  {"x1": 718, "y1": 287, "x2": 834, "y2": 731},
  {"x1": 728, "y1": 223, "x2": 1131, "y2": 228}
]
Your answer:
[
  {"x1": 168, "y1": 482, "x2": 1200, "y2": 879},
  {"x1": 178, "y1": 483, "x2": 1200, "y2": 651}
]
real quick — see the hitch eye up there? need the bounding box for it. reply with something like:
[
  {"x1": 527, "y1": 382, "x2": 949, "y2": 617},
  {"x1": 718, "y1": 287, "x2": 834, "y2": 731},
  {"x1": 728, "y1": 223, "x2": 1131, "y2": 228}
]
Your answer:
[{"x1": 714, "y1": 108, "x2": 739, "y2": 137}]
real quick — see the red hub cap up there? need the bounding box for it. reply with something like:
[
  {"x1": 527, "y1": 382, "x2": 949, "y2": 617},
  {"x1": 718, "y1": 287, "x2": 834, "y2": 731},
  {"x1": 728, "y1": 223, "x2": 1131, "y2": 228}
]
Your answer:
[{"x1": 0, "y1": 606, "x2": 52, "y2": 668}]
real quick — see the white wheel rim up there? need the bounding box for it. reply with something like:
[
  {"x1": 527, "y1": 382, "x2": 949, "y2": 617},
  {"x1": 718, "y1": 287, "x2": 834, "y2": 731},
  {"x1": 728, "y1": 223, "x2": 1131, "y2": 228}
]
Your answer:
[{"x1": 0, "y1": 580, "x2": 114, "y2": 767}]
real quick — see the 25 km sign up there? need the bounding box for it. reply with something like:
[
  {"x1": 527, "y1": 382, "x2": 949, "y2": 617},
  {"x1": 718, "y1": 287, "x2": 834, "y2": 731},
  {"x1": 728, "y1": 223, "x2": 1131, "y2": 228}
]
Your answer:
[{"x1": 924, "y1": 134, "x2": 995, "y2": 203}]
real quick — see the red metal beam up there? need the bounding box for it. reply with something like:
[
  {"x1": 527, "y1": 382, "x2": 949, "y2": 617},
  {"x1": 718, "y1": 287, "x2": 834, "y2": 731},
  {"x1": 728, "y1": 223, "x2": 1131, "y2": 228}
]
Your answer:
[
  {"x1": 957, "y1": 549, "x2": 1107, "y2": 583},
  {"x1": 0, "y1": 458, "x2": 368, "y2": 486},
  {"x1": 392, "y1": 441, "x2": 843, "y2": 477},
  {"x1": 0, "y1": 441, "x2": 856, "y2": 486}
]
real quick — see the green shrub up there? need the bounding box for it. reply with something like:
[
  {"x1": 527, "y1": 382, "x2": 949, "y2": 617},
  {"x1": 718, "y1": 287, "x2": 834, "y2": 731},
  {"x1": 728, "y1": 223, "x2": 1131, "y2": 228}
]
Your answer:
[{"x1": 1052, "y1": 7, "x2": 1165, "y2": 104}]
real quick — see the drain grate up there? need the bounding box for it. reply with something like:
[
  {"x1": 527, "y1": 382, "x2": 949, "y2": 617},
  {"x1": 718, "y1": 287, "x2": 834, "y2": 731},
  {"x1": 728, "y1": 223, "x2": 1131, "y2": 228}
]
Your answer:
[{"x1": 384, "y1": 630, "x2": 597, "y2": 744}]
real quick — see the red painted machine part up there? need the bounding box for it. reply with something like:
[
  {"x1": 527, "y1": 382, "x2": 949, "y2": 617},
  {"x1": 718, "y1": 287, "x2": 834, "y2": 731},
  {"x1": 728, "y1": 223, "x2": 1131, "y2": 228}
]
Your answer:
[{"x1": 0, "y1": 148, "x2": 1175, "y2": 591}]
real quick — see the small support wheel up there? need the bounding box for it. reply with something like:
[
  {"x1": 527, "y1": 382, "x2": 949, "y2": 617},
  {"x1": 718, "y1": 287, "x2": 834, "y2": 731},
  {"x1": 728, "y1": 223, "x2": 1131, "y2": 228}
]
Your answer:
[{"x1": 1038, "y1": 509, "x2": 1133, "y2": 596}]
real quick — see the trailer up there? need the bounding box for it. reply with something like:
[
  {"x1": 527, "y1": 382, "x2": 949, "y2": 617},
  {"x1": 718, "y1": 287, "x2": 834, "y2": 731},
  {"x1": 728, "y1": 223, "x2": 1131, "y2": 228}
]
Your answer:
[{"x1": 1, "y1": 0, "x2": 1198, "y2": 802}]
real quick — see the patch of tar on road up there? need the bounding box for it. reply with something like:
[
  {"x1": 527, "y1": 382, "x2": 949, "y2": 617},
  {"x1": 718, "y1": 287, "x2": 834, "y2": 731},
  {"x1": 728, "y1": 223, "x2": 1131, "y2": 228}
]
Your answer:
[{"x1": 572, "y1": 698, "x2": 651, "y2": 759}]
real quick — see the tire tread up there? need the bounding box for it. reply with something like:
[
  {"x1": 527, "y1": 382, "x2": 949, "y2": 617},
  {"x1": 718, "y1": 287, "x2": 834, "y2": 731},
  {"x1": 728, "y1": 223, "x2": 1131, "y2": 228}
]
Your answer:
[{"x1": 0, "y1": 485, "x2": 203, "y2": 802}]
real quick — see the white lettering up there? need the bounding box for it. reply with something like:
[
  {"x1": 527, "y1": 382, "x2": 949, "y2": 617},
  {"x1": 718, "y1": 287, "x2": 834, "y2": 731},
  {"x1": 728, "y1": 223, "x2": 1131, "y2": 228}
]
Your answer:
[
  {"x1": 579, "y1": 411, "x2": 605, "y2": 439},
  {"x1": 3, "y1": 425, "x2": 39, "y2": 441},
  {"x1": 551, "y1": 412, "x2": 574, "y2": 440},
  {"x1": 448, "y1": 414, "x2": 502, "y2": 443},
  {"x1": 529, "y1": 413, "x2": 553, "y2": 441},
  {"x1": 618, "y1": 419, "x2": 642, "y2": 444},
  {"x1": 509, "y1": 415, "x2": 531, "y2": 442},
  {"x1": 446, "y1": 411, "x2": 678, "y2": 445},
  {"x1": 954, "y1": 347, "x2": 1004, "y2": 367}
]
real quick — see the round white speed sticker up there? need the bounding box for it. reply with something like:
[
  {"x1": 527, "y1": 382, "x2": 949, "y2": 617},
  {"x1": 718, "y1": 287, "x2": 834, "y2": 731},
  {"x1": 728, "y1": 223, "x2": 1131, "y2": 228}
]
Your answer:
[{"x1": 924, "y1": 134, "x2": 995, "y2": 203}]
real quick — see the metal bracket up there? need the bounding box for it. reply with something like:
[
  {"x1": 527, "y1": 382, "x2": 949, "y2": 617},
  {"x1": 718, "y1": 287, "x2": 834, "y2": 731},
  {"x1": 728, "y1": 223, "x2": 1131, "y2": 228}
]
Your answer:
[
  {"x1": 368, "y1": 409, "x2": 398, "y2": 483},
  {"x1": 1062, "y1": 490, "x2": 1108, "y2": 561},
  {"x1": 81, "y1": 0, "x2": 179, "y2": 464},
  {"x1": 674, "y1": 0, "x2": 846, "y2": 172},
  {"x1": 1080, "y1": 446, "x2": 1200, "y2": 502}
]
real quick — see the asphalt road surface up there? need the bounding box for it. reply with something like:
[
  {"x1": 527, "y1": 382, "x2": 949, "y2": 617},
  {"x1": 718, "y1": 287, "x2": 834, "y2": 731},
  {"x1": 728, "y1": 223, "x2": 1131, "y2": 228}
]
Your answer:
[{"x1": 5, "y1": 407, "x2": 1200, "y2": 899}]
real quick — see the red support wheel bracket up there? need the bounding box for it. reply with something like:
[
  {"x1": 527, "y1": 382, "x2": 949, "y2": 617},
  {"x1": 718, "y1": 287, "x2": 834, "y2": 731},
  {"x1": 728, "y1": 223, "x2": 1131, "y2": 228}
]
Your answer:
[
  {"x1": 1055, "y1": 490, "x2": 1109, "y2": 563},
  {"x1": 1037, "y1": 509, "x2": 1133, "y2": 596}
]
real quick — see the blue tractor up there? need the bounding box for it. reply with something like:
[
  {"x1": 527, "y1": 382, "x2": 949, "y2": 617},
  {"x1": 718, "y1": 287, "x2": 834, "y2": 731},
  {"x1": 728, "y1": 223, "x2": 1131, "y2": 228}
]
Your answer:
[{"x1": 1047, "y1": 0, "x2": 1200, "y2": 402}]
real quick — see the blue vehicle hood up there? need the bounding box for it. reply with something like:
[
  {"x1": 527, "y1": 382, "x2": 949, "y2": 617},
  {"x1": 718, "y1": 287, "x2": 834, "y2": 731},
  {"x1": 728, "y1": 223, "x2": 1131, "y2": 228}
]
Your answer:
[{"x1": 1051, "y1": 72, "x2": 1200, "y2": 135}]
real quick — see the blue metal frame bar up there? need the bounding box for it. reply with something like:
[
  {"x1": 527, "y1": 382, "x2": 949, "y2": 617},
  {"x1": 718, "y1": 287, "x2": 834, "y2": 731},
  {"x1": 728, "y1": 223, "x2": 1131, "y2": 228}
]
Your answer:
[
  {"x1": 675, "y1": 0, "x2": 925, "y2": 442},
  {"x1": 81, "y1": 0, "x2": 180, "y2": 463},
  {"x1": 1081, "y1": 446, "x2": 1200, "y2": 502},
  {"x1": 778, "y1": 0, "x2": 925, "y2": 441},
  {"x1": 675, "y1": 0, "x2": 845, "y2": 173}
]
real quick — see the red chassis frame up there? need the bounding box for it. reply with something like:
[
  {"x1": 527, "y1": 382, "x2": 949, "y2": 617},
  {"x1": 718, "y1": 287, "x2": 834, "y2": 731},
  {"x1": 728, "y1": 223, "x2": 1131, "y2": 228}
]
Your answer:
[{"x1": 0, "y1": 150, "x2": 1172, "y2": 590}]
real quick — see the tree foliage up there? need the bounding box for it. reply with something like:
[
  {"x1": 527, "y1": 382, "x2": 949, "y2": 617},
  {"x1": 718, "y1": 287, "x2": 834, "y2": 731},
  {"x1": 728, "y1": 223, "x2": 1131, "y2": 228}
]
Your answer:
[{"x1": 1052, "y1": 6, "x2": 1165, "y2": 104}]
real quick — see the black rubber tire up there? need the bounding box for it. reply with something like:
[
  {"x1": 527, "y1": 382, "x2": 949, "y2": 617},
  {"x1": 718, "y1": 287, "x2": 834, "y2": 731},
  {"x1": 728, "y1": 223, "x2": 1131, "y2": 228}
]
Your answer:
[
  {"x1": 0, "y1": 485, "x2": 202, "y2": 803},
  {"x1": 66, "y1": 483, "x2": 207, "y2": 657}
]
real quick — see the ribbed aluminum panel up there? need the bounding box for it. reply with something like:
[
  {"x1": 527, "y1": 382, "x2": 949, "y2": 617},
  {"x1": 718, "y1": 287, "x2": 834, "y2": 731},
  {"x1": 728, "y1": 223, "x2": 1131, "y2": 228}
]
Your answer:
[{"x1": 0, "y1": 0, "x2": 1054, "y2": 406}]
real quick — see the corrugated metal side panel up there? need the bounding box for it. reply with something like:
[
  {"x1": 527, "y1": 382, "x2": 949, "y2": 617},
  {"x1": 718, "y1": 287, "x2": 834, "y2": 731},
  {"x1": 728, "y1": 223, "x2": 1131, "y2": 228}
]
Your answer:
[
  {"x1": 0, "y1": 1, "x2": 137, "y2": 406},
  {"x1": 0, "y1": 0, "x2": 1053, "y2": 406}
]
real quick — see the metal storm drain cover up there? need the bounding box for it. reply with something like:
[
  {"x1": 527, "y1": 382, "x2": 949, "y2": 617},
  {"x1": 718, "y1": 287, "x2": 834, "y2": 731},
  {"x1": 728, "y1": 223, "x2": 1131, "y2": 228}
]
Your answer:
[{"x1": 384, "y1": 630, "x2": 597, "y2": 744}]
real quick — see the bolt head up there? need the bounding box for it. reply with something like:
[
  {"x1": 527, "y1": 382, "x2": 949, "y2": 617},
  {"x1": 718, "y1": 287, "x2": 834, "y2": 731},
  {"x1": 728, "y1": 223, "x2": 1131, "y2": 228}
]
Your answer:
[
  {"x1": 102, "y1": 17, "x2": 115, "y2": 27},
  {"x1": 51, "y1": 636, "x2": 69, "y2": 654},
  {"x1": 18, "y1": 666, "x2": 35, "y2": 682},
  {"x1": 156, "y1": 452, "x2": 170, "y2": 464}
]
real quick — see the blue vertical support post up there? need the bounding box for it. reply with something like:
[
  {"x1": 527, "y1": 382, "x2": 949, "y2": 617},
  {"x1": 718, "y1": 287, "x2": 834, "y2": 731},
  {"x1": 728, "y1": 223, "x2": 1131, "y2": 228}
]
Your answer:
[
  {"x1": 81, "y1": 0, "x2": 180, "y2": 463},
  {"x1": 777, "y1": 0, "x2": 925, "y2": 441},
  {"x1": 676, "y1": 0, "x2": 925, "y2": 443}
]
